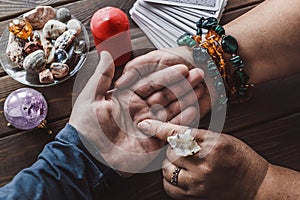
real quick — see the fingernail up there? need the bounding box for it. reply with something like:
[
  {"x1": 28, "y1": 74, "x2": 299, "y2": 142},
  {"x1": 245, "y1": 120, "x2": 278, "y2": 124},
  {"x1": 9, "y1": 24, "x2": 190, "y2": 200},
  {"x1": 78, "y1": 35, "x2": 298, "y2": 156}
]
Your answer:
[{"x1": 137, "y1": 120, "x2": 150, "y2": 133}]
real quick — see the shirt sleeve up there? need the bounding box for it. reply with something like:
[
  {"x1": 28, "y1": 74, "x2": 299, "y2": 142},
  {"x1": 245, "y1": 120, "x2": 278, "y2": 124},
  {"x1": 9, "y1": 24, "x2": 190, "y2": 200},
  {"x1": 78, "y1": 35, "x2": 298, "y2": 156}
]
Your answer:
[{"x1": 0, "y1": 123, "x2": 123, "y2": 200}]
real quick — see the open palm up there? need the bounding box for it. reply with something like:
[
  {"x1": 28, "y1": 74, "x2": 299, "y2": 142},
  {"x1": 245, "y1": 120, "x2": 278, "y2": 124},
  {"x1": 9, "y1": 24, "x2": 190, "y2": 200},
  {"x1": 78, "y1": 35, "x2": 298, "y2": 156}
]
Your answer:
[{"x1": 70, "y1": 51, "x2": 204, "y2": 176}]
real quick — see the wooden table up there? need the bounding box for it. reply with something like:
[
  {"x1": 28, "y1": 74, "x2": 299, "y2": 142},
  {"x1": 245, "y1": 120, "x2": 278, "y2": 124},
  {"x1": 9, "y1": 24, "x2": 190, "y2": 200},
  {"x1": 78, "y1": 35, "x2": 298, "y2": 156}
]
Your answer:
[{"x1": 0, "y1": 0, "x2": 299, "y2": 199}]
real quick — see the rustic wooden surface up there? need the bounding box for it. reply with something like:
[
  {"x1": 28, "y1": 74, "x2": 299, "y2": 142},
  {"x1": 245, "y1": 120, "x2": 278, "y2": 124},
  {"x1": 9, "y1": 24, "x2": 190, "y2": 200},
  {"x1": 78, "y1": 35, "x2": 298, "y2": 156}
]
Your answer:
[{"x1": 0, "y1": 0, "x2": 299, "y2": 199}]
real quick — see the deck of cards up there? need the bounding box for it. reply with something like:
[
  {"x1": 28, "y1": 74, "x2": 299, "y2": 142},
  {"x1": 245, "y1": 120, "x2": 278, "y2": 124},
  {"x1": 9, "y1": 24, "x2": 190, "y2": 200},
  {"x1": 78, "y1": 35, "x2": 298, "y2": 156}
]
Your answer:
[{"x1": 130, "y1": 0, "x2": 228, "y2": 49}]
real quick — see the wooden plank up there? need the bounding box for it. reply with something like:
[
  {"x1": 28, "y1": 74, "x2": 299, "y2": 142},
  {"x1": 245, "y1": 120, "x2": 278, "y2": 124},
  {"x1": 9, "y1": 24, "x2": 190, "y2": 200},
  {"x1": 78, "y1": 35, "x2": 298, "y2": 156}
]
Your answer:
[
  {"x1": 0, "y1": 118, "x2": 68, "y2": 186},
  {"x1": 231, "y1": 112, "x2": 300, "y2": 171},
  {"x1": 0, "y1": 111, "x2": 299, "y2": 187},
  {"x1": 224, "y1": 0, "x2": 264, "y2": 12},
  {"x1": 0, "y1": 0, "x2": 78, "y2": 20}
]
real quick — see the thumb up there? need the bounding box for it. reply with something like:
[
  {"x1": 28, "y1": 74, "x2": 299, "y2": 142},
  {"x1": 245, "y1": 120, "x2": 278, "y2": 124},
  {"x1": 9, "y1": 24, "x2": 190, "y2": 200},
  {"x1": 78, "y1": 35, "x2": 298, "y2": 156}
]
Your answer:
[
  {"x1": 137, "y1": 119, "x2": 204, "y2": 142},
  {"x1": 82, "y1": 51, "x2": 115, "y2": 99}
]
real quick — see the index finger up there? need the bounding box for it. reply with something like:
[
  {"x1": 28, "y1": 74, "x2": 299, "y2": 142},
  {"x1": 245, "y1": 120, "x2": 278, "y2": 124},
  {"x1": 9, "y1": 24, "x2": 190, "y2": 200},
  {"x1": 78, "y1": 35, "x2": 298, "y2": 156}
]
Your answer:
[{"x1": 137, "y1": 119, "x2": 206, "y2": 142}]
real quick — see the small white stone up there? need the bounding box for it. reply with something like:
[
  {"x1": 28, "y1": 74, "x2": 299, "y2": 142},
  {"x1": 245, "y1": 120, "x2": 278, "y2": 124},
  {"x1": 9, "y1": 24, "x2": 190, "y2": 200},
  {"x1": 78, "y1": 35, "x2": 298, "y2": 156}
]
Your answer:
[
  {"x1": 67, "y1": 19, "x2": 82, "y2": 35},
  {"x1": 43, "y1": 19, "x2": 67, "y2": 39}
]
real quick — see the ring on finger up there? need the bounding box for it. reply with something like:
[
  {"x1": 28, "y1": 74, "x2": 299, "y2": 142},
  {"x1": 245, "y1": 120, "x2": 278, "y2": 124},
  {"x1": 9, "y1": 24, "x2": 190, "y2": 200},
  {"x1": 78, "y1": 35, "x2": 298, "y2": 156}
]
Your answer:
[{"x1": 170, "y1": 166, "x2": 182, "y2": 186}]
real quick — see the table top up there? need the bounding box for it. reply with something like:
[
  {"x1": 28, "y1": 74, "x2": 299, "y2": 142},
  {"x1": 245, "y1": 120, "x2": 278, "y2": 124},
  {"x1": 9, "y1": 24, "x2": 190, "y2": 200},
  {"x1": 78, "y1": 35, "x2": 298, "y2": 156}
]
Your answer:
[{"x1": 0, "y1": 0, "x2": 299, "y2": 198}]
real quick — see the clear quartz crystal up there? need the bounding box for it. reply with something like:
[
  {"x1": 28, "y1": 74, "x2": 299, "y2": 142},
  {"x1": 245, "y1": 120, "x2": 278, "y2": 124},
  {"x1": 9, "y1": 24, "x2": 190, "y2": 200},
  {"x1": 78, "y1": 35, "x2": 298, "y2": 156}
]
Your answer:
[
  {"x1": 74, "y1": 39, "x2": 86, "y2": 54},
  {"x1": 167, "y1": 131, "x2": 201, "y2": 157},
  {"x1": 4, "y1": 88, "x2": 48, "y2": 130}
]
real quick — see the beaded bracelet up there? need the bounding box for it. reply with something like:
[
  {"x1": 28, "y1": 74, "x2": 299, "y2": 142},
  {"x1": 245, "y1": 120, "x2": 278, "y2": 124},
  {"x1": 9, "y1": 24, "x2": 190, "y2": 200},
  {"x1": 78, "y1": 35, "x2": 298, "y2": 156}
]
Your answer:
[{"x1": 177, "y1": 17, "x2": 254, "y2": 104}]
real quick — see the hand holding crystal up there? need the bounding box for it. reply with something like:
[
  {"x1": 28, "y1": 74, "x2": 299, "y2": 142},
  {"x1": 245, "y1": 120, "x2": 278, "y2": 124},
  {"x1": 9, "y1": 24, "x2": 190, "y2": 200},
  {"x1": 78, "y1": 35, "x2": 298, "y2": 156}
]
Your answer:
[{"x1": 138, "y1": 119, "x2": 270, "y2": 200}]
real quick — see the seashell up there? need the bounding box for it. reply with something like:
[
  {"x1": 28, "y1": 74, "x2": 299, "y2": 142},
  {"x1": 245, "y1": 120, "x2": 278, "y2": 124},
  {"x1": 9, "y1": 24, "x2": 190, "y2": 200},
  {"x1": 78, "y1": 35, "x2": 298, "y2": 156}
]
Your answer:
[
  {"x1": 54, "y1": 29, "x2": 77, "y2": 50},
  {"x1": 43, "y1": 20, "x2": 67, "y2": 40},
  {"x1": 24, "y1": 41, "x2": 43, "y2": 54},
  {"x1": 50, "y1": 62, "x2": 69, "y2": 79},
  {"x1": 23, "y1": 50, "x2": 46, "y2": 73},
  {"x1": 56, "y1": 8, "x2": 71, "y2": 22},
  {"x1": 23, "y1": 6, "x2": 56, "y2": 30},
  {"x1": 6, "y1": 33, "x2": 25, "y2": 68},
  {"x1": 39, "y1": 69, "x2": 54, "y2": 84},
  {"x1": 67, "y1": 19, "x2": 82, "y2": 35}
]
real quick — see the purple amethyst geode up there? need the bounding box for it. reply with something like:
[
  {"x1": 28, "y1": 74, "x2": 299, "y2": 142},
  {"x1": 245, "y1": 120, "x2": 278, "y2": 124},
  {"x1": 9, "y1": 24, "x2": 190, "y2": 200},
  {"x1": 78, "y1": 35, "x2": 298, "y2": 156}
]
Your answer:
[{"x1": 4, "y1": 88, "x2": 48, "y2": 130}]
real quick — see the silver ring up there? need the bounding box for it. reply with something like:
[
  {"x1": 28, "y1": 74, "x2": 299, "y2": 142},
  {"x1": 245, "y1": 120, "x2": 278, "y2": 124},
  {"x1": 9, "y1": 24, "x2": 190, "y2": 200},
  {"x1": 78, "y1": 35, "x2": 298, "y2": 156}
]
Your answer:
[{"x1": 170, "y1": 166, "x2": 181, "y2": 186}]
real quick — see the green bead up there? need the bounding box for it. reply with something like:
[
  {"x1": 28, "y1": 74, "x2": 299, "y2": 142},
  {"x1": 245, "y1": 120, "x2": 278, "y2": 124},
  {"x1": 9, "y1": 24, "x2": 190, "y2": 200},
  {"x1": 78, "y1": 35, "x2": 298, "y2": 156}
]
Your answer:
[
  {"x1": 196, "y1": 17, "x2": 205, "y2": 28},
  {"x1": 230, "y1": 55, "x2": 244, "y2": 68},
  {"x1": 212, "y1": 25, "x2": 225, "y2": 35},
  {"x1": 222, "y1": 35, "x2": 238, "y2": 54},
  {"x1": 214, "y1": 78, "x2": 225, "y2": 93},
  {"x1": 207, "y1": 60, "x2": 218, "y2": 71},
  {"x1": 196, "y1": 28, "x2": 202, "y2": 36},
  {"x1": 207, "y1": 61, "x2": 219, "y2": 78},
  {"x1": 237, "y1": 87, "x2": 248, "y2": 96},
  {"x1": 193, "y1": 47, "x2": 211, "y2": 64},
  {"x1": 187, "y1": 39, "x2": 197, "y2": 47},
  {"x1": 218, "y1": 94, "x2": 228, "y2": 105},
  {"x1": 208, "y1": 70, "x2": 219, "y2": 78},
  {"x1": 233, "y1": 70, "x2": 249, "y2": 85},
  {"x1": 207, "y1": 61, "x2": 218, "y2": 70},
  {"x1": 177, "y1": 33, "x2": 192, "y2": 46},
  {"x1": 202, "y1": 17, "x2": 218, "y2": 29}
]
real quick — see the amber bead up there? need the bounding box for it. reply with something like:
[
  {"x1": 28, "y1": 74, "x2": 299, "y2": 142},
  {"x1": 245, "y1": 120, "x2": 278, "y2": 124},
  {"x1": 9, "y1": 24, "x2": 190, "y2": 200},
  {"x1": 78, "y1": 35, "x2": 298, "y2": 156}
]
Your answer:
[
  {"x1": 206, "y1": 29, "x2": 221, "y2": 41},
  {"x1": 193, "y1": 35, "x2": 202, "y2": 43},
  {"x1": 8, "y1": 19, "x2": 33, "y2": 40},
  {"x1": 206, "y1": 46, "x2": 216, "y2": 56}
]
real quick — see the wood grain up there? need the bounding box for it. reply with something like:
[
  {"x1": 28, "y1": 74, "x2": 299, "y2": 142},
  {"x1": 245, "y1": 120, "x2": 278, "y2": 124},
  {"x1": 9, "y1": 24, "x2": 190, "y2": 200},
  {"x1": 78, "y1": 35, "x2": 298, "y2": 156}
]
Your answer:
[{"x1": 0, "y1": 0, "x2": 299, "y2": 195}]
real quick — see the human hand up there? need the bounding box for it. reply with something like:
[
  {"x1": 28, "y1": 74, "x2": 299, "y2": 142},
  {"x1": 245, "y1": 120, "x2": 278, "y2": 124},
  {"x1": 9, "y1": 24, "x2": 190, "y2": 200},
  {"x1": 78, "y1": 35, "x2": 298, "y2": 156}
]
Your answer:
[
  {"x1": 116, "y1": 47, "x2": 214, "y2": 119},
  {"x1": 69, "y1": 51, "x2": 205, "y2": 176},
  {"x1": 137, "y1": 119, "x2": 269, "y2": 200}
]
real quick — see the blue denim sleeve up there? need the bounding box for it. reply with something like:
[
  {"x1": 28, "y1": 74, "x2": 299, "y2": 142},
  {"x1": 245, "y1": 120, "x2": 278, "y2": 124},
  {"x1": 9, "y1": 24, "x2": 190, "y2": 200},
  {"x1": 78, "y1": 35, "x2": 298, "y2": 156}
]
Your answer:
[{"x1": 0, "y1": 123, "x2": 123, "y2": 200}]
